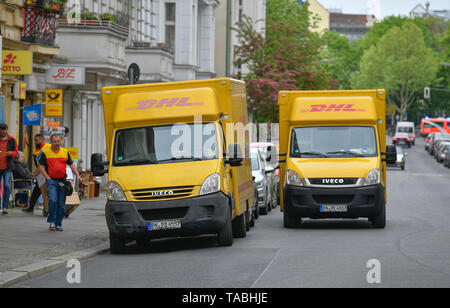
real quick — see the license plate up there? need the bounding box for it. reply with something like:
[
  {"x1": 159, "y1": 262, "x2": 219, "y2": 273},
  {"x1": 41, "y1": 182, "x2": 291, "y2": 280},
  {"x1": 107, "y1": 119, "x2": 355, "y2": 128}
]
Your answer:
[
  {"x1": 148, "y1": 220, "x2": 181, "y2": 231},
  {"x1": 320, "y1": 205, "x2": 348, "y2": 212}
]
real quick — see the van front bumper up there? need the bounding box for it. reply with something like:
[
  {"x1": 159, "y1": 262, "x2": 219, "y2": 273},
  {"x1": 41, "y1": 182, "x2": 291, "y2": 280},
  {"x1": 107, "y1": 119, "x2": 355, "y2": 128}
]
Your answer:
[
  {"x1": 283, "y1": 184, "x2": 385, "y2": 219},
  {"x1": 106, "y1": 192, "x2": 230, "y2": 240}
]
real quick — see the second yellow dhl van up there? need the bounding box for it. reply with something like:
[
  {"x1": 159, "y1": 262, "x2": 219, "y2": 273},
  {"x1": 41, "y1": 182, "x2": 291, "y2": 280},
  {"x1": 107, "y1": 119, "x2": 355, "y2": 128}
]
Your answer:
[
  {"x1": 92, "y1": 78, "x2": 254, "y2": 253},
  {"x1": 278, "y1": 90, "x2": 397, "y2": 229}
]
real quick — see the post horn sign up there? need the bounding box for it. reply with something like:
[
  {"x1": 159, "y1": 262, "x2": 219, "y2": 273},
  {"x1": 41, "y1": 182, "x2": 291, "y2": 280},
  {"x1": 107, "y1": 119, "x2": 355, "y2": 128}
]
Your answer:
[
  {"x1": 1, "y1": 51, "x2": 33, "y2": 75},
  {"x1": 45, "y1": 89, "x2": 63, "y2": 117}
]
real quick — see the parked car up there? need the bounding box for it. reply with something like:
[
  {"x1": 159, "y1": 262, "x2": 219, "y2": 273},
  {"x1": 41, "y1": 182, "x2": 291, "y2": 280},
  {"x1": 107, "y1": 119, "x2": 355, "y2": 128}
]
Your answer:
[
  {"x1": 435, "y1": 141, "x2": 450, "y2": 163},
  {"x1": 425, "y1": 134, "x2": 432, "y2": 152},
  {"x1": 431, "y1": 135, "x2": 450, "y2": 158},
  {"x1": 387, "y1": 146, "x2": 407, "y2": 170},
  {"x1": 250, "y1": 142, "x2": 279, "y2": 209},
  {"x1": 250, "y1": 148, "x2": 272, "y2": 215},
  {"x1": 393, "y1": 132, "x2": 411, "y2": 148},
  {"x1": 429, "y1": 133, "x2": 442, "y2": 155},
  {"x1": 443, "y1": 144, "x2": 450, "y2": 168}
]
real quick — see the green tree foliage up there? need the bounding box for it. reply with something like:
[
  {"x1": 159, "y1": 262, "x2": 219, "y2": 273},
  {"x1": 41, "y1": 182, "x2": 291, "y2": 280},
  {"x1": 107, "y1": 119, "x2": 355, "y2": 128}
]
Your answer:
[
  {"x1": 233, "y1": 0, "x2": 332, "y2": 122},
  {"x1": 352, "y1": 22, "x2": 439, "y2": 120},
  {"x1": 320, "y1": 30, "x2": 361, "y2": 89}
]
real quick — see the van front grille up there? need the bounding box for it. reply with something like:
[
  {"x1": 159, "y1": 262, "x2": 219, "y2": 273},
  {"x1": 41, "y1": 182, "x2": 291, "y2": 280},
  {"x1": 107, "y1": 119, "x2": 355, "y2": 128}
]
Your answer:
[
  {"x1": 130, "y1": 186, "x2": 195, "y2": 201},
  {"x1": 312, "y1": 194, "x2": 354, "y2": 205}
]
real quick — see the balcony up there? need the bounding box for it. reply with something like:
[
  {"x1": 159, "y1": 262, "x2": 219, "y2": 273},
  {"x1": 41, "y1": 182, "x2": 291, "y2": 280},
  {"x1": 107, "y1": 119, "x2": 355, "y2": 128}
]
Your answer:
[
  {"x1": 55, "y1": 17, "x2": 130, "y2": 74},
  {"x1": 125, "y1": 42, "x2": 174, "y2": 83},
  {"x1": 21, "y1": 3, "x2": 59, "y2": 46}
]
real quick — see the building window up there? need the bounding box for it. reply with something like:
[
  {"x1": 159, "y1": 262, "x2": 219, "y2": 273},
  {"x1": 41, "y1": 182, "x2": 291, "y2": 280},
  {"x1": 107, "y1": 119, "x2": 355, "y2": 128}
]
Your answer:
[{"x1": 165, "y1": 2, "x2": 176, "y2": 49}]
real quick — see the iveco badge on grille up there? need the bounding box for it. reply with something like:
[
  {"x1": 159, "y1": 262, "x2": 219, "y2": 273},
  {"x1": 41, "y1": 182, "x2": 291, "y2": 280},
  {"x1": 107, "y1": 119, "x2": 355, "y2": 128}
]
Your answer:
[{"x1": 151, "y1": 190, "x2": 174, "y2": 196}]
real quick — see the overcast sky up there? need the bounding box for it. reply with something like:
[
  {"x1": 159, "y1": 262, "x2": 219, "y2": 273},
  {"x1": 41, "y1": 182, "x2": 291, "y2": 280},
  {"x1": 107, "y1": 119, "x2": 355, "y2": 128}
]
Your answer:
[{"x1": 317, "y1": 0, "x2": 449, "y2": 19}]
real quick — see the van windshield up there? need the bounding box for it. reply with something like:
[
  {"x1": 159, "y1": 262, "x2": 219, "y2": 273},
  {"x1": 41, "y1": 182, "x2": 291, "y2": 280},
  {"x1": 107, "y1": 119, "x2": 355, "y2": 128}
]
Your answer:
[
  {"x1": 290, "y1": 126, "x2": 378, "y2": 158},
  {"x1": 397, "y1": 127, "x2": 413, "y2": 133},
  {"x1": 113, "y1": 123, "x2": 218, "y2": 166}
]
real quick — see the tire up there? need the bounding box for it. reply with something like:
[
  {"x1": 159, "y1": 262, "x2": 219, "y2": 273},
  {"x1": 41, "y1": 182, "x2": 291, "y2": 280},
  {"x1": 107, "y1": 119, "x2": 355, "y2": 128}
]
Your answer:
[
  {"x1": 253, "y1": 203, "x2": 259, "y2": 219},
  {"x1": 217, "y1": 206, "x2": 233, "y2": 246},
  {"x1": 259, "y1": 199, "x2": 268, "y2": 215},
  {"x1": 109, "y1": 232, "x2": 126, "y2": 254},
  {"x1": 232, "y1": 212, "x2": 247, "y2": 238},
  {"x1": 371, "y1": 202, "x2": 386, "y2": 229},
  {"x1": 283, "y1": 210, "x2": 299, "y2": 228}
]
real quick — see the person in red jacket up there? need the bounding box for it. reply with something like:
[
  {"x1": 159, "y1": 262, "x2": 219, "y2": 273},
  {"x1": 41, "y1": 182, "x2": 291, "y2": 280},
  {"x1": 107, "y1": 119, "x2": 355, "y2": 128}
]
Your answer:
[{"x1": 0, "y1": 123, "x2": 18, "y2": 215}]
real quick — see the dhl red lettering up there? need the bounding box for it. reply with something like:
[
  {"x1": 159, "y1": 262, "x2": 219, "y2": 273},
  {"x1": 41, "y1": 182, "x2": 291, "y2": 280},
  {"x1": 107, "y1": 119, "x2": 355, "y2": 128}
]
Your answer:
[
  {"x1": 136, "y1": 100, "x2": 157, "y2": 109},
  {"x1": 343, "y1": 104, "x2": 357, "y2": 111},
  {"x1": 310, "y1": 105, "x2": 327, "y2": 112},
  {"x1": 155, "y1": 98, "x2": 179, "y2": 108},
  {"x1": 326, "y1": 104, "x2": 346, "y2": 112},
  {"x1": 176, "y1": 97, "x2": 192, "y2": 106}
]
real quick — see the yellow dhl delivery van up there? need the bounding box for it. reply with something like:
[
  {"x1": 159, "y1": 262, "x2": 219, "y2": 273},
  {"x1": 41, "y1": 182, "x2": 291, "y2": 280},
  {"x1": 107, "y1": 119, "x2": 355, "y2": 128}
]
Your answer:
[
  {"x1": 278, "y1": 90, "x2": 397, "y2": 229},
  {"x1": 91, "y1": 78, "x2": 254, "y2": 253}
]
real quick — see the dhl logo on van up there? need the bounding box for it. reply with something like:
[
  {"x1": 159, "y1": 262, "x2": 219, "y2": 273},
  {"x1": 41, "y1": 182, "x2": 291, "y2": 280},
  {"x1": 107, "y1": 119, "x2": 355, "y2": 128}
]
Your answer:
[
  {"x1": 125, "y1": 97, "x2": 204, "y2": 111},
  {"x1": 301, "y1": 104, "x2": 366, "y2": 113}
]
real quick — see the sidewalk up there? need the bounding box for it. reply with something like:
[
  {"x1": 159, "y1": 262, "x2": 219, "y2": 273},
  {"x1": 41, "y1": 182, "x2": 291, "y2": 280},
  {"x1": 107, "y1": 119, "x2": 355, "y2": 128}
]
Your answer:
[{"x1": 0, "y1": 194, "x2": 109, "y2": 286}]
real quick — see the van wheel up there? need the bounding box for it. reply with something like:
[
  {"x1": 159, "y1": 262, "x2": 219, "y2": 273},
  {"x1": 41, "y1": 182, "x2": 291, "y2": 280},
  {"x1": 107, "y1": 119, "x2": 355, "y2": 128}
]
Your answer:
[
  {"x1": 217, "y1": 207, "x2": 233, "y2": 246},
  {"x1": 371, "y1": 202, "x2": 386, "y2": 229},
  {"x1": 109, "y1": 233, "x2": 126, "y2": 254},
  {"x1": 283, "y1": 210, "x2": 299, "y2": 228},
  {"x1": 232, "y1": 213, "x2": 247, "y2": 238}
]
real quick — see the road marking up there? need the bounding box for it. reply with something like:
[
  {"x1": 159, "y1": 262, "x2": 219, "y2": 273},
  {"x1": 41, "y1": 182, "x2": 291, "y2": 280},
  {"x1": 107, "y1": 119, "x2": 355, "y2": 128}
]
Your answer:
[
  {"x1": 251, "y1": 248, "x2": 281, "y2": 288},
  {"x1": 406, "y1": 173, "x2": 449, "y2": 177}
]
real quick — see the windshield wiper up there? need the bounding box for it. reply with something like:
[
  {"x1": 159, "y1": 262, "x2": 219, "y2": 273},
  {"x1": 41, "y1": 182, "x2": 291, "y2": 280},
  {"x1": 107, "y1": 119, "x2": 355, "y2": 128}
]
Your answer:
[
  {"x1": 326, "y1": 151, "x2": 364, "y2": 157},
  {"x1": 292, "y1": 151, "x2": 328, "y2": 158},
  {"x1": 115, "y1": 159, "x2": 157, "y2": 166},
  {"x1": 157, "y1": 156, "x2": 206, "y2": 163}
]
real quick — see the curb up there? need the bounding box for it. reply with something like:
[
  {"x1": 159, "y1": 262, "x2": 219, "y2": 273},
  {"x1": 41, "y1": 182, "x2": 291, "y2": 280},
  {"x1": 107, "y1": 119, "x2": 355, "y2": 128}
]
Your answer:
[{"x1": 0, "y1": 242, "x2": 110, "y2": 288}]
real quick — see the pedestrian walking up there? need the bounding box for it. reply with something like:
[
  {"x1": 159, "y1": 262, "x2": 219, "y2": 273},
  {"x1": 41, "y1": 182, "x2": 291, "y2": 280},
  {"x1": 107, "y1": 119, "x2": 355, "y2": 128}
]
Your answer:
[
  {"x1": 0, "y1": 123, "x2": 18, "y2": 215},
  {"x1": 38, "y1": 134, "x2": 81, "y2": 231},
  {"x1": 22, "y1": 134, "x2": 50, "y2": 214}
]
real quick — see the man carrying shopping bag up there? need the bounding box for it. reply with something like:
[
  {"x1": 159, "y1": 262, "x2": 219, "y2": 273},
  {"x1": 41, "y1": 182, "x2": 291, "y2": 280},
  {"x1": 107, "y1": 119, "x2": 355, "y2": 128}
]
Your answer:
[{"x1": 38, "y1": 134, "x2": 82, "y2": 231}]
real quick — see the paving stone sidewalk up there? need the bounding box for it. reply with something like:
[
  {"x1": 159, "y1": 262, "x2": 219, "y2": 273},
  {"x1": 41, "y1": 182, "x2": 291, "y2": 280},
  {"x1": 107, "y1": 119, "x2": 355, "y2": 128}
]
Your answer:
[{"x1": 0, "y1": 195, "x2": 109, "y2": 286}]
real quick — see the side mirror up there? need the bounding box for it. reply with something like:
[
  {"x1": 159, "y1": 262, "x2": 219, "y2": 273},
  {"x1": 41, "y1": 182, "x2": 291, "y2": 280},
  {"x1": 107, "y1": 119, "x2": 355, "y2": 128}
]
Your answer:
[
  {"x1": 91, "y1": 153, "x2": 108, "y2": 176},
  {"x1": 382, "y1": 145, "x2": 397, "y2": 164},
  {"x1": 225, "y1": 143, "x2": 243, "y2": 167}
]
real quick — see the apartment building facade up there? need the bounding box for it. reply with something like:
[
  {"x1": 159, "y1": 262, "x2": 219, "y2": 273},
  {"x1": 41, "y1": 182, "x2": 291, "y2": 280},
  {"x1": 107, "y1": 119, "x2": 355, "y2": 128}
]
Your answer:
[
  {"x1": 1, "y1": 0, "x2": 60, "y2": 164},
  {"x1": 52, "y1": 0, "x2": 219, "y2": 168}
]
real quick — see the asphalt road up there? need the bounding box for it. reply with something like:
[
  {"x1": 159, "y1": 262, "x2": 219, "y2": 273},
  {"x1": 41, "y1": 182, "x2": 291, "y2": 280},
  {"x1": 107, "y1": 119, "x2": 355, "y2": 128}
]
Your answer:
[{"x1": 16, "y1": 136, "x2": 450, "y2": 288}]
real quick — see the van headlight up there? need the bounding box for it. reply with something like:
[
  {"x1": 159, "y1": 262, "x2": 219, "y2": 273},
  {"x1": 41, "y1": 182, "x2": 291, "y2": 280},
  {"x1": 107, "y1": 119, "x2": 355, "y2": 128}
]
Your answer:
[
  {"x1": 108, "y1": 181, "x2": 127, "y2": 201},
  {"x1": 200, "y1": 173, "x2": 221, "y2": 195},
  {"x1": 286, "y1": 169, "x2": 303, "y2": 186},
  {"x1": 364, "y1": 169, "x2": 380, "y2": 186}
]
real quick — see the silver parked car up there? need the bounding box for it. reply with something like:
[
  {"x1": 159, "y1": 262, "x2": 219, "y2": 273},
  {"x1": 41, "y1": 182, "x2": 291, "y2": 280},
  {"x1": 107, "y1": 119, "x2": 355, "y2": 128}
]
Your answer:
[
  {"x1": 250, "y1": 148, "x2": 274, "y2": 215},
  {"x1": 436, "y1": 141, "x2": 450, "y2": 163}
]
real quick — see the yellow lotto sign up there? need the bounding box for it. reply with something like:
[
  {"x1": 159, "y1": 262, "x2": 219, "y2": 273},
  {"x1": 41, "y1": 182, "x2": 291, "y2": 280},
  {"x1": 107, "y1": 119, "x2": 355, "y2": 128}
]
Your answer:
[
  {"x1": 1, "y1": 51, "x2": 33, "y2": 75},
  {"x1": 65, "y1": 147, "x2": 79, "y2": 160},
  {"x1": 45, "y1": 89, "x2": 63, "y2": 116}
]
